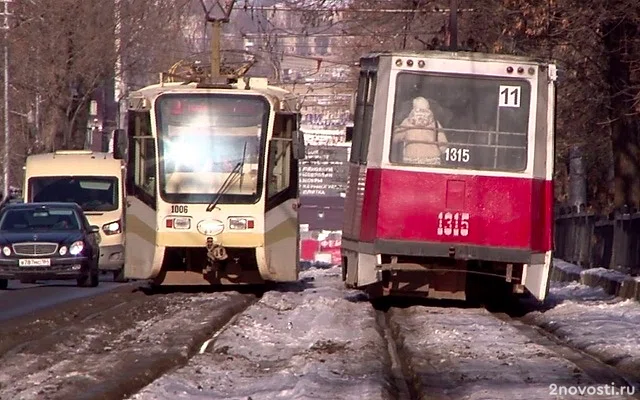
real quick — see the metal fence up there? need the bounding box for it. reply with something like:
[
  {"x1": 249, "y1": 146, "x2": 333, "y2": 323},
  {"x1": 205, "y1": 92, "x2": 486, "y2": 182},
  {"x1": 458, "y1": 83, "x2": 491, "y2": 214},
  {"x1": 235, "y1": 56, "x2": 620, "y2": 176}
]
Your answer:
[{"x1": 555, "y1": 206, "x2": 640, "y2": 276}]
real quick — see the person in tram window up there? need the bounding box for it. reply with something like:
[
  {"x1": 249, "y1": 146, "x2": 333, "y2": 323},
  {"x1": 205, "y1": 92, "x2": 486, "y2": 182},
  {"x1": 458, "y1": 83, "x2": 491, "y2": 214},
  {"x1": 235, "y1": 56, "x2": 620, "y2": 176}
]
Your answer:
[{"x1": 391, "y1": 96, "x2": 447, "y2": 165}]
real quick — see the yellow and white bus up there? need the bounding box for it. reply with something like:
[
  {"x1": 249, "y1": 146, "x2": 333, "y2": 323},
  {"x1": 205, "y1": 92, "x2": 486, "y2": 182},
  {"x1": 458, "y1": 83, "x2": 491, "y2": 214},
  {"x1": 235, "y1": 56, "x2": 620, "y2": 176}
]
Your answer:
[
  {"x1": 23, "y1": 150, "x2": 127, "y2": 281},
  {"x1": 114, "y1": 75, "x2": 305, "y2": 286}
]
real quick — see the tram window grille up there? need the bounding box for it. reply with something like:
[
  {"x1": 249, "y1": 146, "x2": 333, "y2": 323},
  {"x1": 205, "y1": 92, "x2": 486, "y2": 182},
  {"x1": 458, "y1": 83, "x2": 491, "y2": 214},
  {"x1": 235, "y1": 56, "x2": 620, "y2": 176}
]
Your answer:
[{"x1": 389, "y1": 130, "x2": 527, "y2": 171}]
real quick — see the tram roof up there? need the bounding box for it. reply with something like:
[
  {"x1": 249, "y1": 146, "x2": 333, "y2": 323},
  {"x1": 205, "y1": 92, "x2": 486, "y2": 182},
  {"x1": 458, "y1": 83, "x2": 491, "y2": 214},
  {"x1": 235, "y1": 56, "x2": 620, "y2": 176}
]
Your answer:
[
  {"x1": 362, "y1": 51, "x2": 555, "y2": 66},
  {"x1": 129, "y1": 78, "x2": 298, "y2": 111}
]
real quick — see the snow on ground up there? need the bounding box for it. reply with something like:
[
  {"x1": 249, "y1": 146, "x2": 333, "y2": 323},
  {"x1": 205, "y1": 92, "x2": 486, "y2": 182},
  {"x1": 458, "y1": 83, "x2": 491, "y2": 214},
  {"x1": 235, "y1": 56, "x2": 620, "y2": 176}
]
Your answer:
[
  {"x1": 129, "y1": 265, "x2": 394, "y2": 400},
  {"x1": 523, "y1": 261, "x2": 640, "y2": 381}
]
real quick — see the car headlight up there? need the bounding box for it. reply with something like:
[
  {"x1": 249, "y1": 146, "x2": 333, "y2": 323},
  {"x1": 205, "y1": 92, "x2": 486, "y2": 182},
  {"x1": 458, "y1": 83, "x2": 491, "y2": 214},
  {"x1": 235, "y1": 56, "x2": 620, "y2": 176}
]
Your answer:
[
  {"x1": 59, "y1": 246, "x2": 68, "y2": 256},
  {"x1": 2, "y1": 246, "x2": 10, "y2": 256},
  {"x1": 69, "y1": 241, "x2": 84, "y2": 256},
  {"x1": 102, "y1": 220, "x2": 122, "y2": 235}
]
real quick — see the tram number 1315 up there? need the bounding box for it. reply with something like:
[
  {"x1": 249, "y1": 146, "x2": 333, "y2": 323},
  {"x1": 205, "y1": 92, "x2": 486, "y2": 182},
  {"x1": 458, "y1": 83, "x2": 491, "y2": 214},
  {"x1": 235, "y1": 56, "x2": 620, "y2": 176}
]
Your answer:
[
  {"x1": 437, "y1": 212, "x2": 470, "y2": 237},
  {"x1": 444, "y1": 147, "x2": 469, "y2": 163}
]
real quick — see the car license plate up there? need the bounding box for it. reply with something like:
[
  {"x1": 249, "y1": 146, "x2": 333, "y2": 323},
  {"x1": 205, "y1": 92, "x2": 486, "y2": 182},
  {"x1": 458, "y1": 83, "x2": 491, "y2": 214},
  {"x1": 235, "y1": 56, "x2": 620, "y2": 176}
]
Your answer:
[{"x1": 19, "y1": 258, "x2": 51, "y2": 267}]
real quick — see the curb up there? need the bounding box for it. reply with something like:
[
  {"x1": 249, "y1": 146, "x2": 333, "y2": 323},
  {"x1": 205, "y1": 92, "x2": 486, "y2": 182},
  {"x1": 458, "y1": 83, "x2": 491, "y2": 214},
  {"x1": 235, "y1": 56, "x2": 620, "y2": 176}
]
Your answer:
[{"x1": 551, "y1": 260, "x2": 640, "y2": 302}]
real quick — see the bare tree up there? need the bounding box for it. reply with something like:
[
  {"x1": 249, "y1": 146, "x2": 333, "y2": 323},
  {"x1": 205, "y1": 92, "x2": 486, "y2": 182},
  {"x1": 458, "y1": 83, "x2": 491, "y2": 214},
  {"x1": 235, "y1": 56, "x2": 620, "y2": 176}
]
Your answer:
[
  {"x1": 325, "y1": 0, "x2": 640, "y2": 210},
  {"x1": 1, "y1": 0, "x2": 193, "y2": 186}
]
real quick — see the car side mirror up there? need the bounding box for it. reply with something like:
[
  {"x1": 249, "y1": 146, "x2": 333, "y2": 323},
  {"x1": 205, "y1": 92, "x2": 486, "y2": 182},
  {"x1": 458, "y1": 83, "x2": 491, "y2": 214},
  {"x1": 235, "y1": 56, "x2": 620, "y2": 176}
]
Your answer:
[
  {"x1": 349, "y1": 92, "x2": 356, "y2": 115},
  {"x1": 113, "y1": 129, "x2": 127, "y2": 160},
  {"x1": 89, "y1": 225, "x2": 100, "y2": 234},
  {"x1": 345, "y1": 126, "x2": 353, "y2": 143},
  {"x1": 292, "y1": 130, "x2": 305, "y2": 160}
]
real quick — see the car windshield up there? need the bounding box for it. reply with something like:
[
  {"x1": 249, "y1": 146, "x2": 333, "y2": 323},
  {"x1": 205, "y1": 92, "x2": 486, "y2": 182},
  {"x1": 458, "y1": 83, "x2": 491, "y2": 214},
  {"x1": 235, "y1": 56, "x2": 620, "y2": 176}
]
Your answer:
[
  {"x1": 0, "y1": 208, "x2": 81, "y2": 231},
  {"x1": 29, "y1": 176, "x2": 119, "y2": 212}
]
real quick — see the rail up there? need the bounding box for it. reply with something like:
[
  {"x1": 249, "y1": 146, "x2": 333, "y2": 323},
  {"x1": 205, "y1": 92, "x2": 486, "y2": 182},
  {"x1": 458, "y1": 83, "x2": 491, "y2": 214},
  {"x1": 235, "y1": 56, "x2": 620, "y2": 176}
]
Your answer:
[{"x1": 554, "y1": 205, "x2": 640, "y2": 276}]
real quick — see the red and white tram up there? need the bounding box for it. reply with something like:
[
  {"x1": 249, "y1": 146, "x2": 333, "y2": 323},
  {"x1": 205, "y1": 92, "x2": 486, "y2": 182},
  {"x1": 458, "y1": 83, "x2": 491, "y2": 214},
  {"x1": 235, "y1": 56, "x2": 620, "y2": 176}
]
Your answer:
[{"x1": 341, "y1": 51, "x2": 557, "y2": 302}]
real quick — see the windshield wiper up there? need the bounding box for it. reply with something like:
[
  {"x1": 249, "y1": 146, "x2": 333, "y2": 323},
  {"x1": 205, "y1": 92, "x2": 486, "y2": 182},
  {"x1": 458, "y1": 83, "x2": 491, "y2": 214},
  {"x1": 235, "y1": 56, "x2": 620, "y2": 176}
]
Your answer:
[{"x1": 206, "y1": 142, "x2": 248, "y2": 212}]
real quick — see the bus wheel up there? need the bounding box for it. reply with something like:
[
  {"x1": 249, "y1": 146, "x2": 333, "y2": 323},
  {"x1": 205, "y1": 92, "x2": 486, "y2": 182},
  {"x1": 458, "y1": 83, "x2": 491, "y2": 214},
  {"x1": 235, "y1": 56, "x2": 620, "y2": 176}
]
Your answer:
[
  {"x1": 0, "y1": 279, "x2": 7, "y2": 289},
  {"x1": 113, "y1": 267, "x2": 127, "y2": 283}
]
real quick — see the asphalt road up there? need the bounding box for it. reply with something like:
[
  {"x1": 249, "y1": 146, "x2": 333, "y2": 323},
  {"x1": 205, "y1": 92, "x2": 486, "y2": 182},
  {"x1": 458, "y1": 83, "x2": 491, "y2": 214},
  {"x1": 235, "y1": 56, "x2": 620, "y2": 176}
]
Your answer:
[{"x1": 0, "y1": 272, "x2": 137, "y2": 322}]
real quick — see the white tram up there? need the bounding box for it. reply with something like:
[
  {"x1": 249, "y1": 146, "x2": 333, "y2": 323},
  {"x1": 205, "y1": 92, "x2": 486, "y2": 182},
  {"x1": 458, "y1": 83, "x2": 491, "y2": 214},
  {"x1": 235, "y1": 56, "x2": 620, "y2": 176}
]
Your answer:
[{"x1": 114, "y1": 70, "x2": 305, "y2": 286}]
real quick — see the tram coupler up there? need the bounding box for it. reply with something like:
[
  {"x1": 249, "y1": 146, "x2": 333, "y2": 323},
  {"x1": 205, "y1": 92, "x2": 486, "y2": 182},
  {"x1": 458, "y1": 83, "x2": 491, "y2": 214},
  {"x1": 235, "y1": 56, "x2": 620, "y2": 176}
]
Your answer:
[
  {"x1": 206, "y1": 239, "x2": 228, "y2": 262},
  {"x1": 204, "y1": 237, "x2": 229, "y2": 275},
  {"x1": 513, "y1": 284, "x2": 525, "y2": 294}
]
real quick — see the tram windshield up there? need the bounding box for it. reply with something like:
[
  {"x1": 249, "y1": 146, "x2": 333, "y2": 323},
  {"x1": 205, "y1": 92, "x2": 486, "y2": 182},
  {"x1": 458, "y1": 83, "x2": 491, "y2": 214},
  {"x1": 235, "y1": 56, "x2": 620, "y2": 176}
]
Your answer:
[
  {"x1": 390, "y1": 72, "x2": 531, "y2": 172},
  {"x1": 155, "y1": 94, "x2": 269, "y2": 203}
]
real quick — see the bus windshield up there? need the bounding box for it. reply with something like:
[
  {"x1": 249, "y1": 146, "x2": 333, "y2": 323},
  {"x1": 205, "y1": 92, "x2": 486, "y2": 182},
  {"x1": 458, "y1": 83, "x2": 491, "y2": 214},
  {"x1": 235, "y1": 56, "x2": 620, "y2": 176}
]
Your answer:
[
  {"x1": 155, "y1": 94, "x2": 269, "y2": 204},
  {"x1": 29, "y1": 176, "x2": 119, "y2": 212},
  {"x1": 390, "y1": 72, "x2": 531, "y2": 172}
]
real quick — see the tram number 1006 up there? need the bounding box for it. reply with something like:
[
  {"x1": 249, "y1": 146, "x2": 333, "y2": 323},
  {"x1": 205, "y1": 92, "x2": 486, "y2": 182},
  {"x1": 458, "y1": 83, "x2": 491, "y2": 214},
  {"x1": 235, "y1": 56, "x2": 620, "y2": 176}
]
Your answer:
[
  {"x1": 437, "y1": 212, "x2": 470, "y2": 237},
  {"x1": 171, "y1": 205, "x2": 189, "y2": 213}
]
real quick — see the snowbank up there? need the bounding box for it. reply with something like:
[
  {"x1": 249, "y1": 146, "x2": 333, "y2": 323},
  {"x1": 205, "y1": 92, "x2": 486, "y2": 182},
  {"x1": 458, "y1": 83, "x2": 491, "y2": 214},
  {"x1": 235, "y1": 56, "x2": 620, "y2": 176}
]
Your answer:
[{"x1": 552, "y1": 259, "x2": 640, "y2": 301}]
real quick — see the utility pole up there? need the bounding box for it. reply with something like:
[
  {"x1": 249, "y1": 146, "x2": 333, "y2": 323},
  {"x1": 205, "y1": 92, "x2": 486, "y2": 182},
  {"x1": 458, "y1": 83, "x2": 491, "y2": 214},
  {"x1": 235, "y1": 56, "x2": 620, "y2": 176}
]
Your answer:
[
  {"x1": 200, "y1": 0, "x2": 236, "y2": 78},
  {"x1": 114, "y1": 0, "x2": 126, "y2": 134},
  {"x1": 449, "y1": 0, "x2": 458, "y2": 51},
  {"x1": 0, "y1": 0, "x2": 11, "y2": 203}
]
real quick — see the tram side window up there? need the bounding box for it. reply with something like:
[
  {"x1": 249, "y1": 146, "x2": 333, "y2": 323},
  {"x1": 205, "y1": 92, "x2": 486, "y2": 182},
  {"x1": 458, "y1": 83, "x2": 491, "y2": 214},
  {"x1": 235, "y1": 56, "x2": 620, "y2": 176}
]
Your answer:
[
  {"x1": 267, "y1": 139, "x2": 292, "y2": 197},
  {"x1": 134, "y1": 138, "x2": 156, "y2": 198},
  {"x1": 267, "y1": 113, "x2": 294, "y2": 201},
  {"x1": 350, "y1": 71, "x2": 376, "y2": 164},
  {"x1": 127, "y1": 111, "x2": 156, "y2": 207}
]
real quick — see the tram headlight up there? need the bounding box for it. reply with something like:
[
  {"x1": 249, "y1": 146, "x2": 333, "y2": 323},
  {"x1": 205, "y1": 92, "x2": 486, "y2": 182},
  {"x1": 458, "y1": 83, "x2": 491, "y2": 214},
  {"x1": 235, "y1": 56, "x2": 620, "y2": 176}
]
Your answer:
[
  {"x1": 166, "y1": 217, "x2": 191, "y2": 230},
  {"x1": 228, "y1": 217, "x2": 255, "y2": 230}
]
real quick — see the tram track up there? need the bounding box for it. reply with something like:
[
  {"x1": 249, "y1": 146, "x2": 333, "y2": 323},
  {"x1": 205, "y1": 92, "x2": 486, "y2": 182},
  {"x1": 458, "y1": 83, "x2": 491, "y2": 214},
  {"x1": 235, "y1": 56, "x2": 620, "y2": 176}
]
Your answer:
[
  {"x1": 374, "y1": 299, "x2": 461, "y2": 400},
  {"x1": 75, "y1": 293, "x2": 258, "y2": 400},
  {"x1": 0, "y1": 281, "x2": 262, "y2": 400},
  {"x1": 0, "y1": 282, "x2": 146, "y2": 358},
  {"x1": 491, "y1": 311, "x2": 640, "y2": 397},
  {"x1": 486, "y1": 293, "x2": 640, "y2": 395},
  {"x1": 375, "y1": 310, "x2": 416, "y2": 400},
  {"x1": 373, "y1": 296, "x2": 640, "y2": 400}
]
